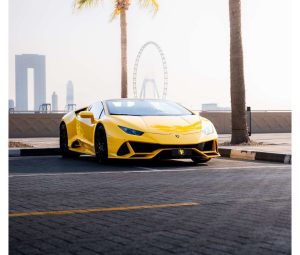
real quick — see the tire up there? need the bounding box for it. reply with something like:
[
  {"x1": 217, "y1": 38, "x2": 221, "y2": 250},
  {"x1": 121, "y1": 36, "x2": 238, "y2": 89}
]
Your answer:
[
  {"x1": 191, "y1": 157, "x2": 211, "y2": 164},
  {"x1": 60, "y1": 122, "x2": 79, "y2": 158},
  {"x1": 95, "y1": 124, "x2": 108, "y2": 163}
]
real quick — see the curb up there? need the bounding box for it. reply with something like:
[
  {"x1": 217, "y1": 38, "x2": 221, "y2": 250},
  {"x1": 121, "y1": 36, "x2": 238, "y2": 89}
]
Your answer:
[
  {"x1": 9, "y1": 147, "x2": 291, "y2": 164},
  {"x1": 9, "y1": 148, "x2": 60, "y2": 157},
  {"x1": 219, "y1": 148, "x2": 291, "y2": 164}
]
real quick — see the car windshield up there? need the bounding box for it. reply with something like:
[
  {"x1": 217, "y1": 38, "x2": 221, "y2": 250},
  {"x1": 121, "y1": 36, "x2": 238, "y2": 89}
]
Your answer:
[{"x1": 106, "y1": 99, "x2": 193, "y2": 116}]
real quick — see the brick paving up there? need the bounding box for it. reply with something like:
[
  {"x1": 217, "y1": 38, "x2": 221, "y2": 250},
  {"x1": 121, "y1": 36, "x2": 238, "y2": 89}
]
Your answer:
[{"x1": 9, "y1": 157, "x2": 291, "y2": 255}]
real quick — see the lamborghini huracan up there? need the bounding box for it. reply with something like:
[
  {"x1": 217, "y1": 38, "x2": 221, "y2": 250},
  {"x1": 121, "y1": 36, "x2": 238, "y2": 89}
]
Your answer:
[{"x1": 60, "y1": 99, "x2": 220, "y2": 163}]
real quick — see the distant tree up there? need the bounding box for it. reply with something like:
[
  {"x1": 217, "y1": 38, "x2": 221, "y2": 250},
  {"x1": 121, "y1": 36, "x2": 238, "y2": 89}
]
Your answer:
[
  {"x1": 229, "y1": 0, "x2": 250, "y2": 144},
  {"x1": 74, "y1": 0, "x2": 159, "y2": 98}
]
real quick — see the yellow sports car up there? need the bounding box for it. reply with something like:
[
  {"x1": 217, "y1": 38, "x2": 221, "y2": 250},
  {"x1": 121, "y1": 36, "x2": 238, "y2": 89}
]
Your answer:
[{"x1": 60, "y1": 99, "x2": 220, "y2": 163}]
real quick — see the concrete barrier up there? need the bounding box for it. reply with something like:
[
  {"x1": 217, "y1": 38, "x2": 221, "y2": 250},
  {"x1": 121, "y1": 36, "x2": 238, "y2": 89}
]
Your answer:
[
  {"x1": 200, "y1": 111, "x2": 291, "y2": 134},
  {"x1": 9, "y1": 113, "x2": 64, "y2": 138},
  {"x1": 9, "y1": 111, "x2": 291, "y2": 138}
]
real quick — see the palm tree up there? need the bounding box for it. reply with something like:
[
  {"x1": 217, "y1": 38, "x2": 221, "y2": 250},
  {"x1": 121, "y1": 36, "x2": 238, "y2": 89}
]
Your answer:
[
  {"x1": 74, "y1": 0, "x2": 159, "y2": 98},
  {"x1": 229, "y1": 0, "x2": 250, "y2": 144}
]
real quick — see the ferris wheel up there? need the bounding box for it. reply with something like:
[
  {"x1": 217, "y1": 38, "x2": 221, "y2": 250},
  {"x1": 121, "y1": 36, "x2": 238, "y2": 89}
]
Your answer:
[{"x1": 132, "y1": 41, "x2": 168, "y2": 99}]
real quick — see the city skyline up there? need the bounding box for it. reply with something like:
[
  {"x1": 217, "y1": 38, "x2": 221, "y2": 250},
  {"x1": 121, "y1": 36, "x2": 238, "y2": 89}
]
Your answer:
[
  {"x1": 9, "y1": 0, "x2": 291, "y2": 110},
  {"x1": 14, "y1": 54, "x2": 77, "y2": 111},
  {"x1": 15, "y1": 54, "x2": 46, "y2": 111}
]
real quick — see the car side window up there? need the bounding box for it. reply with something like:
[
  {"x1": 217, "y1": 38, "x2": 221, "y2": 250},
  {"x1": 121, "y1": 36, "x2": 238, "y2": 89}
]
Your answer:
[{"x1": 89, "y1": 102, "x2": 104, "y2": 120}]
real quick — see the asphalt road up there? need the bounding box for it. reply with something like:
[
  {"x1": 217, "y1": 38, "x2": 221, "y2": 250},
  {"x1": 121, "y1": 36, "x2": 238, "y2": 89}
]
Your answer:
[{"x1": 9, "y1": 156, "x2": 291, "y2": 255}]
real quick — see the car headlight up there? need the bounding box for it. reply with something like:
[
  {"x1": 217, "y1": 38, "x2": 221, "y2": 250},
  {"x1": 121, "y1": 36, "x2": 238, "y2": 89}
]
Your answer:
[
  {"x1": 201, "y1": 121, "x2": 216, "y2": 135},
  {"x1": 118, "y1": 126, "x2": 144, "y2": 136}
]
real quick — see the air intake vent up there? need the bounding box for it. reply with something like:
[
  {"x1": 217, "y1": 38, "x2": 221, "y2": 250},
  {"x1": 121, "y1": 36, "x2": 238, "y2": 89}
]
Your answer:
[
  {"x1": 203, "y1": 141, "x2": 214, "y2": 151},
  {"x1": 117, "y1": 143, "x2": 130, "y2": 156},
  {"x1": 128, "y1": 140, "x2": 217, "y2": 154}
]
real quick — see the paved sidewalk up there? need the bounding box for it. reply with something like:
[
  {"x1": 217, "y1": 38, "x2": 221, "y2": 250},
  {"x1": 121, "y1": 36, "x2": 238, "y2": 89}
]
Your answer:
[
  {"x1": 9, "y1": 137, "x2": 59, "y2": 149},
  {"x1": 218, "y1": 133, "x2": 291, "y2": 154},
  {"x1": 9, "y1": 133, "x2": 291, "y2": 153}
]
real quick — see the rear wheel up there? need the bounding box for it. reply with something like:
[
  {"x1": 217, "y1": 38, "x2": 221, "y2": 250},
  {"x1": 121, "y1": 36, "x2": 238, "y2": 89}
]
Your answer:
[
  {"x1": 95, "y1": 125, "x2": 108, "y2": 163},
  {"x1": 60, "y1": 122, "x2": 79, "y2": 158},
  {"x1": 191, "y1": 157, "x2": 211, "y2": 164}
]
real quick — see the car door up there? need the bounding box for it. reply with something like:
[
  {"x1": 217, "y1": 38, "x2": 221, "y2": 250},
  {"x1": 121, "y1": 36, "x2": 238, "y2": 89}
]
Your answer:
[{"x1": 77, "y1": 101, "x2": 104, "y2": 151}]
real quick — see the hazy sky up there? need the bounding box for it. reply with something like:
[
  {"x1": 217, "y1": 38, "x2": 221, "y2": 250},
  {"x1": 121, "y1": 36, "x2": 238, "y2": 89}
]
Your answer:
[{"x1": 9, "y1": 0, "x2": 291, "y2": 110}]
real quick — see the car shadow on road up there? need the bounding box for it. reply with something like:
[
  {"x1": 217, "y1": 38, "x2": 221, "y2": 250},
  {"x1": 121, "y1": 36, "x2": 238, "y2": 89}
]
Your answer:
[
  {"x1": 75, "y1": 155, "x2": 209, "y2": 169},
  {"x1": 9, "y1": 155, "x2": 210, "y2": 175}
]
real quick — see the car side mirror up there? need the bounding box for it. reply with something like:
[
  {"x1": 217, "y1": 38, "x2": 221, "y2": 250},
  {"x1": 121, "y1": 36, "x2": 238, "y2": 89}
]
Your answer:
[{"x1": 79, "y1": 111, "x2": 95, "y2": 123}]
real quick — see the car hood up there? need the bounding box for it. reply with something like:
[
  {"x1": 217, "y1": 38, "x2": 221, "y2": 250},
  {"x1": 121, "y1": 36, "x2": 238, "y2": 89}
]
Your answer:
[{"x1": 110, "y1": 115, "x2": 202, "y2": 134}]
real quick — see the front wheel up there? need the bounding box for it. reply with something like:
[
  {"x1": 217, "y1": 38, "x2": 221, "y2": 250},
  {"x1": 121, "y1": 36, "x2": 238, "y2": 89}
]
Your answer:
[
  {"x1": 60, "y1": 122, "x2": 79, "y2": 158},
  {"x1": 95, "y1": 125, "x2": 108, "y2": 164},
  {"x1": 191, "y1": 157, "x2": 211, "y2": 164}
]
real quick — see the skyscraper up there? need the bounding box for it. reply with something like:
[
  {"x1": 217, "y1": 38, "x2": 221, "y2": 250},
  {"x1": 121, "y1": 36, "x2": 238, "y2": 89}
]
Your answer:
[
  {"x1": 52, "y1": 92, "x2": 58, "y2": 111},
  {"x1": 66, "y1": 81, "x2": 74, "y2": 106},
  {"x1": 9, "y1": 99, "x2": 15, "y2": 109},
  {"x1": 15, "y1": 54, "x2": 46, "y2": 111}
]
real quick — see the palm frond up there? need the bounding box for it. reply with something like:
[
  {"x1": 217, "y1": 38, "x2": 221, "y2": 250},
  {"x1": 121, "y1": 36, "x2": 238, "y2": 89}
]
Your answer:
[
  {"x1": 110, "y1": 0, "x2": 130, "y2": 20},
  {"x1": 111, "y1": 7, "x2": 121, "y2": 20},
  {"x1": 139, "y1": 0, "x2": 159, "y2": 13},
  {"x1": 74, "y1": 0, "x2": 101, "y2": 9}
]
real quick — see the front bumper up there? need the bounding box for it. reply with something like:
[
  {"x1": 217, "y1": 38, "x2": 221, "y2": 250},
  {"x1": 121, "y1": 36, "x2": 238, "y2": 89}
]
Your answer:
[{"x1": 107, "y1": 131, "x2": 220, "y2": 159}]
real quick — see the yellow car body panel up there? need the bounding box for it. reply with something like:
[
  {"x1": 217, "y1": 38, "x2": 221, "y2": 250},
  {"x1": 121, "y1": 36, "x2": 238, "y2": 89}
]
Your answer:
[{"x1": 61, "y1": 100, "x2": 220, "y2": 160}]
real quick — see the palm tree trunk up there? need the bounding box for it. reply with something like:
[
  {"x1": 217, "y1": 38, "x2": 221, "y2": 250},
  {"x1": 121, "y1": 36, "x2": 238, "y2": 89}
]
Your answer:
[
  {"x1": 229, "y1": 0, "x2": 249, "y2": 144},
  {"x1": 120, "y1": 10, "x2": 128, "y2": 98}
]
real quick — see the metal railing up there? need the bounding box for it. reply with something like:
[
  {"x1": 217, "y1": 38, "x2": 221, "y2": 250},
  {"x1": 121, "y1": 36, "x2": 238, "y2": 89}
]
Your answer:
[
  {"x1": 8, "y1": 110, "x2": 68, "y2": 114},
  {"x1": 9, "y1": 103, "x2": 77, "y2": 114},
  {"x1": 195, "y1": 110, "x2": 291, "y2": 112}
]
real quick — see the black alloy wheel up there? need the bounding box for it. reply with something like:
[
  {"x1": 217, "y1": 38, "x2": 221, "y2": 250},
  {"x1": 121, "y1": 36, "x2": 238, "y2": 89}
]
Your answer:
[
  {"x1": 191, "y1": 157, "x2": 211, "y2": 164},
  {"x1": 60, "y1": 122, "x2": 79, "y2": 158},
  {"x1": 95, "y1": 125, "x2": 108, "y2": 163}
]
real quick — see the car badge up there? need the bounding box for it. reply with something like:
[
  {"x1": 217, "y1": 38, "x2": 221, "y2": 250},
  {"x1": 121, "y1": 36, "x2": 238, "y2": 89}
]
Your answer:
[
  {"x1": 178, "y1": 149, "x2": 185, "y2": 155},
  {"x1": 175, "y1": 134, "x2": 180, "y2": 138}
]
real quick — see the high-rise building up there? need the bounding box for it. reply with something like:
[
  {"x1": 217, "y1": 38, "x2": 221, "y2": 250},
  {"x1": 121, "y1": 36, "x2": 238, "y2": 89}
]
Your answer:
[
  {"x1": 52, "y1": 92, "x2": 58, "y2": 111},
  {"x1": 15, "y1": 54, "x2": 46, "y2": 111},
  {"x1": 65, "y1": 81, "x2": 76, "y2": 111},
  {"x1": 9, "y1": 99, "x2": 15, "y2": 109},
  {"x1": 66, "y1": 81, "x2": 74, "y2": 106}
]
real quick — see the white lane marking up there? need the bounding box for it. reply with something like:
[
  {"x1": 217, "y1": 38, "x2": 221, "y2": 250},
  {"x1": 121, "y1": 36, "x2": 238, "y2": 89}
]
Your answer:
[
  {"x1": 9, "y1": 165, "x2": 290, "y2": 178},
  {"x1": 138, "y1": 167, "x2": 162, "y2": 171}
]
